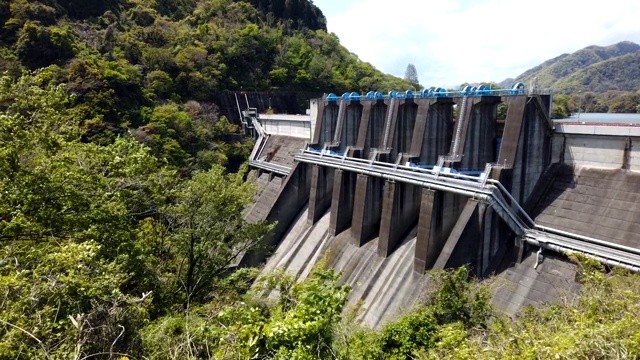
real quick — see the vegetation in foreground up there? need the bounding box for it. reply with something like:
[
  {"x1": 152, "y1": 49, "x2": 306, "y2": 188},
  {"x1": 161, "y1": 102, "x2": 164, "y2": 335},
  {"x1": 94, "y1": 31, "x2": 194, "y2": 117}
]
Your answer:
[
  {"x1": 2, "y1": 0, "x2": 640, "y2": 358},
  {"x1": 1, "y1": 69, "x2": 640, "y2": 359}
]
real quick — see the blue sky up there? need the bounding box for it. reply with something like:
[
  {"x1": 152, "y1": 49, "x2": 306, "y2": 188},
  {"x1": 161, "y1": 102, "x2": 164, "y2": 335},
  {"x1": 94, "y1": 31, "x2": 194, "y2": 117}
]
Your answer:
[{"x1": 313, "y1": 0, "x2": 640, "y2": 88}]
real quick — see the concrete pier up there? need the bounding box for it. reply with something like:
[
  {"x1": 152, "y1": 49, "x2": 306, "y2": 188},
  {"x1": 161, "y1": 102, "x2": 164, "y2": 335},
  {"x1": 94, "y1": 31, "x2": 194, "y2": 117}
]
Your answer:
[
  {"x1": 310, "y1": 101, "x2": 333, "y2": 146},
  {"x1": 448, "y1": 97, "x2": 477, "y2": 159},
  {"x1": 358, "y1": 102, "x2": 387, "y2": 159},
  {"x1": 510, "y1": 95, "x2": 552, "y2": 205},
  {"x1": 351, "y1": 174, "x2": 383, "y2": 246},
  {"x1": 379, "y1": 98, "x2": 401, "y2": 161},
  {"x1": 378, "y1": 181, "x2": 421, "y2": 257},
  {"x1": 414, "y1": 189, "x2": 442, "y2": 273},
  {"x1": 308, "y1": 165, "x2": 334, "y2": 224},
  {"x1": 388, "y1": 101, "x2": 418, "y2": 162},
  {"x1": 336, "y1": 103, "x2": 363, "y2": 153},
  {"x1": 433, "y1": 198, "x2": 485, "y2": 271},
  {"x1": 351, "y1": 102, "x2": 372, "y2": 158},
  {"x1": 408, "y1": 98, "x2": 455, "y2": 164},
  {"x1": 329, "y1": 169, "x2": 356, "y2": 236},
  {"x1": 459, "y1": 96, "x2": 501, "y2": 170}
]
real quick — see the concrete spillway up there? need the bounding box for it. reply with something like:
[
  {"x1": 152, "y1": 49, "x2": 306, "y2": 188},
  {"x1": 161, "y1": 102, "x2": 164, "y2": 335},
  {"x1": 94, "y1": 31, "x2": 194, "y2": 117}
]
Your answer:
[
  {"x1": 491, "y1": 250, "x2": 580, "y2": 316},
  {"x1": 261, "y1": 206, "x2": 431, "y2": 328},
  {"x1": 245, "y1": 171, "x2": 283, "y2": 224},
  {"x1": 534, "y1": 165, "x2": 640, "y2": 249}
]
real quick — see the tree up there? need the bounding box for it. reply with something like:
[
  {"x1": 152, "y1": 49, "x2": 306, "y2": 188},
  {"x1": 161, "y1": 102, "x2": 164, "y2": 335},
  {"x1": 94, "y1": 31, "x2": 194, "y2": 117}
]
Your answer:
[
  {"x1": 551, "y1": 94, "x2": 571, "y2": 119},
  {"x1": 404, "y1": 63, "x2": 419, "y2": 87},
  {"x1": 16, "y1": 22, "x2": 76, "y2": 69},
  {"x1": 160, "y1": 165, "x2": 273, "y2": 305},
  {"x1": 0, "y1": 72, "x2": 165, "y2": 358}
]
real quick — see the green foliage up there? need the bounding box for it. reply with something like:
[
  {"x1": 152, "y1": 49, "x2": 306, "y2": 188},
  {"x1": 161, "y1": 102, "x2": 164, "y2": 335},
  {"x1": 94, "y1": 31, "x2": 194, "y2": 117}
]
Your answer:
[
  {"x1": 142, "y1": 266, "x2": 350, "y2": 359},
  {"x1": 553, "y1": 51, "x2": 640, "y2": 94},
  {"x1": 57, "y1": 0, "x2": 121, "y2": 19},
  {"x1": 430, "y1": 266, "x2": 491, "y2": 328},
  {"x1": 245, "y1": 0, "x2": 327, "y2": 31},
  {"x1": 332, "y1": 266, "x2": 491, "y2": 360},
  {"x1": 450, "y1": 265, "x2": 640, "y2": 360},
  {"x1": 508, "y1": 41, "x2": 640, "y2": 111},
  {"x1": 0, "y1": 70, "x2": 269, "y2": 357},
  {"x1": 0, "y1": 241, "x2": 149, "y2": 358},
  {"x1": 403, "y1": 63, "x2": 419, "y2": 88},
  {"x1": 497, "y1": 102, "x2": 508, "y2": 119},
  {"x1": 16, "y1": 22, "x2": 76, "y2": 69},
  {"x1": 133, "y1": 103, "x2": 251, "y2": 170},
  {"x1": 161, "y1": 165, "x2": 273, "y2": 304},
  {"x1": 551, "y1": 93, "x2": 571, "y2": 118},
  {"x1": 507, "y1": 41, "x2": 640, "y2": 91},
  {"x1": 0, "y1": 0, "x2": 413, "y2": 172}
]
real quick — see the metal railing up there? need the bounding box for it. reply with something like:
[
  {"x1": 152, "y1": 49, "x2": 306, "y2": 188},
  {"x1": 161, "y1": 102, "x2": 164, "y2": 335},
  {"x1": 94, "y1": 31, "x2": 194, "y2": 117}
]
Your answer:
[
  {"x1": 381, "y1": 97, "x2": 396, "y2": 150},
  {"x1": 244, "y1": 108, "x2": 292, "y2": 176},
  {"x1": 294, "y1": 150, "x2": 640, "y2": 271},
  {"x1": 451, "y1": 96, "x2": 467, "y2": 156},
  {"x1": 322, "y1": 88, "x2": 552, "y2": 102}
]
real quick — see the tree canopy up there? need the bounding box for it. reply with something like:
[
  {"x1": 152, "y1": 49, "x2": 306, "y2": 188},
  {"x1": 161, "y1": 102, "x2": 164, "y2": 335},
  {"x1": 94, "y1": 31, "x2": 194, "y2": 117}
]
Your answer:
[{"x1": 404, "y1": 63, "x2": 419, "y2": 88}]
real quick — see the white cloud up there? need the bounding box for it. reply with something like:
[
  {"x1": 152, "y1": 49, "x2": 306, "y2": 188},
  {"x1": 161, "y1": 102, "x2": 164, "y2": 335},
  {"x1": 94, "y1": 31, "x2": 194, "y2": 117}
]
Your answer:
[{"x1": 315, "y1": 0, "x2": 640, "y2": 88}]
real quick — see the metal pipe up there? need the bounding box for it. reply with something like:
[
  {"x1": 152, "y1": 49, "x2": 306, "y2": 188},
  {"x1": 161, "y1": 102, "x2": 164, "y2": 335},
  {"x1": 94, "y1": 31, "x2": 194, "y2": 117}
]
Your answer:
[
  {"x1": 295, "y1": 153, "x2": 640, "y2": 272},
  {"x1": 295, "y1": 155, "x2": 528, "y2": 235},
  {"x1": 297, "y1": 152, "x2": 489, "y2": 190},
  {"x1": 534, "y1": 225, "x2": 640, "y2": 256},
  {"x1": 250, "y1": 160, "x2": 290, "y2": 176},
  {"x1": 298, "y1": 156, "x2": 488, "y2": 199},
  {"x1": 304, "y1": 150, "x2": 489, "y2": 182},
  {"x1": 525, "y1": 238, "x2": 640, "y2": 273},
  {"x1": 534, "y1": 247, "x2": 543, "y2": 269},
  {"x1": 486, "y1": 180, "x2": 536, "y2": 226},
  {"x1": 297, "y1": 155, "x2": 492, "y2": 195}
]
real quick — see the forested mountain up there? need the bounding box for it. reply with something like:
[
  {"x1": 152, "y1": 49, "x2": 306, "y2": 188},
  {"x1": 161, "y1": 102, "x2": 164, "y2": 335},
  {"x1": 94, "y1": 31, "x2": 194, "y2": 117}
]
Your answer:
[
  {"x1": 500, "y1": 41, "x2": 640, "y2": 93},
  {"x1": 500, "y1": 41, "x2": 640, "y2": 117},
  {"x1": 553, "y1": 51, "x2": 640, "y2": 93},
  {"x1": 0, "y1": 0, "x2": 412, "y2": 172}
]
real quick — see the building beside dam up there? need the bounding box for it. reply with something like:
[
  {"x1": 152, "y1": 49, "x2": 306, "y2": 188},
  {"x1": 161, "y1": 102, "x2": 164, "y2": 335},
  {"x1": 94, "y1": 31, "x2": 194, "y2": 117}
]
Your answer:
[{"x1": 241, "y1": 87, "x2": 640, "y2": 327}]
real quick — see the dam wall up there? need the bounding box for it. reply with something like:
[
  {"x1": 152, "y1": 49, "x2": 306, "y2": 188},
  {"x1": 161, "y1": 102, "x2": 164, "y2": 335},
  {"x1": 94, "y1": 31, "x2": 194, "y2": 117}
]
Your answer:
[{"x1": 246, "y1": 92, "x2": 640, "y2": 327}]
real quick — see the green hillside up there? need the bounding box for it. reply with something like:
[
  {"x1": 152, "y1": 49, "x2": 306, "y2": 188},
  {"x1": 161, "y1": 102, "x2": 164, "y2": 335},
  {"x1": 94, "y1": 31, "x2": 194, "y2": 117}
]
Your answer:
[
  {"x1": 502, "y1": 41, "x2": 640, "y2": 116},
  {"x1": 0, "y1": 0, "x2": 413, "y2": 172},
  {"x1": 502, "y1": 41, "x2": 640, "y2": 93},
  {"x1": 554, "y1": 51, "x2": 640, "y2": 93}
]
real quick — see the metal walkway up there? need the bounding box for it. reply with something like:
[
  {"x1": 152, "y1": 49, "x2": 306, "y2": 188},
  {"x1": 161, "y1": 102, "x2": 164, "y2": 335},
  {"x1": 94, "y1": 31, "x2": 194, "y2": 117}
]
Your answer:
[
  {"x1": 243, "y1": 108, "x2": 291, "y2": 176},
  {"x1": 295, "y1": 151, "x2": 640, "y2": 272}
]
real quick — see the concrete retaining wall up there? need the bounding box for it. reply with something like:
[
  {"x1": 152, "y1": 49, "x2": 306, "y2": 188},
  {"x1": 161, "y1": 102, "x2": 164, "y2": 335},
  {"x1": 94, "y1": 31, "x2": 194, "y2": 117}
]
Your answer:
[
  {"x1": 259, "y1": 112, "x2": 312, "y2": 140},
  {"x1": 555, "y1": 134, "x2": 640, "y2": 171}
]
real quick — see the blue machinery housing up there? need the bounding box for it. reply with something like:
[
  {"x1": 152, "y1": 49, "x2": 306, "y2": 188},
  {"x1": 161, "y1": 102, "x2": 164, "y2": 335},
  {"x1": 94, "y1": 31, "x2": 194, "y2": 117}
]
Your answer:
[{"x1": 325, "y1": 83, "x2": 526, "y2": 102}]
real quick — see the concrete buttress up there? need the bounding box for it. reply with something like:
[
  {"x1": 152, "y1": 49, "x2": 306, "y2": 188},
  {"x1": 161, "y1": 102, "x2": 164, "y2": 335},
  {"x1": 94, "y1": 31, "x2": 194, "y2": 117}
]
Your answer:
[
  {"x1": 329, "y1": 169, "x2": 356, "y2": 236},
  {"x1": 351, "y1": 174, "x2": 383, "y2": 246},
  {"x1": 378, "y1": 181, "x2": 421, "y2": 257},
  {"x1": 308, "y1": 165, "x2": 334, "y2": 225}
]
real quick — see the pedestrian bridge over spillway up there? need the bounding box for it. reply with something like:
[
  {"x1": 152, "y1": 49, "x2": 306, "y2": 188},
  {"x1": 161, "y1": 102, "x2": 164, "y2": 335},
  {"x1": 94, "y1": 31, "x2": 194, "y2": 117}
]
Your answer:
[{"x1": 241, "y1": 87, "x2": 640, "y2": 326}]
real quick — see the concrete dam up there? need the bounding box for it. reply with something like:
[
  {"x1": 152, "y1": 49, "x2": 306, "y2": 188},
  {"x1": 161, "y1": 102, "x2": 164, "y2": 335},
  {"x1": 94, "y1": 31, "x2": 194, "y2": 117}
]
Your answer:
[{"x1": 241, "y1": 87, "x2": 640, "y2": 327}]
